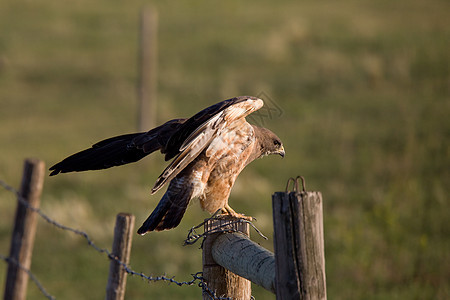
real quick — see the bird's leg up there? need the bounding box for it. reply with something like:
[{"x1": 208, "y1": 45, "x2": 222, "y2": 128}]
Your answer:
[{"x1": 223, "y1": 204, "x2": 253, "y2": 221}]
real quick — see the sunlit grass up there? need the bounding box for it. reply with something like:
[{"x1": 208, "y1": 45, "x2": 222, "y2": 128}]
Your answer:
[{"x1": 1, "y1": 0, "x2": 449, "y2": 299}]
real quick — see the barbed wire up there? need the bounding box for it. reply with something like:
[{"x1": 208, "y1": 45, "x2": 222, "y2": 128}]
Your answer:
[
  {"x1": 0, "y1": 253, "x2": 56, "y2": 300},
  {"x1": 0, "y1": 179, "x2": 231, "y2": 300},
  {"x1": 184, "y1": 210, "x2": 268, "y2": 247}
]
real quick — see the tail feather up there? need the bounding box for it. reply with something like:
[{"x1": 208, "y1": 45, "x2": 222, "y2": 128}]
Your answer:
[{"x1": 137, "y1": 179, "x2": 192, "y2": 234}]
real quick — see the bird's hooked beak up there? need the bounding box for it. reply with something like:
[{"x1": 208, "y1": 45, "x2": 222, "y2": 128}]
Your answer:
[{"x1": 277, "y1": 145, "x2": 285, "y2": 158}]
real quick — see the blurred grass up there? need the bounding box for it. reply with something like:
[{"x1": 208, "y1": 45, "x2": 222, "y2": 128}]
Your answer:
[{"x1": 0, "y1": 0, "x2": 449, "y2": 299}]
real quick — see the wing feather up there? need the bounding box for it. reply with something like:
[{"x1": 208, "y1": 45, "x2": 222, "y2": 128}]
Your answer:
[
  {"x1": 49, "y1": 119, "x2": 186, "y2": 176},
  {"x1": 151, "y1": 96, "x2": 264, "y2": 194},
  {"x1": 151, "y1": 113, "x2": 225, "y2": 193},
  {"x1": 179, "y1": 111, "x2": 223, "y2": 151},
  {"x1": 163, "y1": 96, "x2": 250, "y2": 160}
]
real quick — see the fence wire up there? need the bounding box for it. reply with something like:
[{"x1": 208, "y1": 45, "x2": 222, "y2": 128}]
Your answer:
[
  {"x1": 0, "y1": 179, "x2": 232, "y2": 300},
  {"x1": 184, "y1": 209, "x2": 268, "y2": 247},
  {"x1": 0, "y1": 253, "x2": 55, "y2": 300}
]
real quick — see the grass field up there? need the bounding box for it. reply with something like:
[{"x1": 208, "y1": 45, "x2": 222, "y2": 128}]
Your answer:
[{"x1": 1, "y1": 0, "x2": 449, "y2": 299}]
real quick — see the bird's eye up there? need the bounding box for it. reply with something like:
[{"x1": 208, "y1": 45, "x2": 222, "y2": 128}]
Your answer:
[{"x1": 273, "y1": 140, "x2": 280, "y2": 146}]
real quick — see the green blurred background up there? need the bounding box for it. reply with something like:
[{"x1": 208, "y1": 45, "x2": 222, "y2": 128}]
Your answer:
[{"x1": 1, "y1": 0, "x2": 449, "y2": 299}]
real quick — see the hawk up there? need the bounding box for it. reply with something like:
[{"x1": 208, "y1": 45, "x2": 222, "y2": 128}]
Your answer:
[{"x1": 49, "y1": 96, "x2": 285, "y2": 234}]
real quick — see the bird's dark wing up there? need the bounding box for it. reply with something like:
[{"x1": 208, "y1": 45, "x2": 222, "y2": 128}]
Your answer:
[
  {"x1": 49, "y1": 118, "x2": 186, "y2": 176},
  {"x1": 132, "y1": 118, "x2": 186, "y2": 153},
  {"x1": 151, "y1": 96, "x2": 264, "y2": 194},
  {"x1": 163, "y1": 96, "x2": 252, "y2": 160}
]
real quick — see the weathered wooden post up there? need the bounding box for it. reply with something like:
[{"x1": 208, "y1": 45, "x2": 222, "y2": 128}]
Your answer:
[
  {"x1": 198, "y1": 178, "x2": 326, "y2": 299},
  {"x1": 272, "y1": 189, "x2": 327, "y2": 300},
  {"x1": 4, "y1": 158, "x2": 45, "y2": 300},
  {"x1": 138, "y1": 7, "x2": 158, "y2": 131},
  {"x1": 106, "y1": 213, "x2": 135, "y2": 300},
  {"x1": 202, "y1": 216, "x2": 251, "y2": 299},
  {"x1": 211, "y1": 231, "x2": 276, "y2": 293}
]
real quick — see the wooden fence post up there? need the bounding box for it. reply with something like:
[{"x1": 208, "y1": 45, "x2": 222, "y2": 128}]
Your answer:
[
  {"x1": 4, "y1": 158, "x2": 45, "y2": 300},
  {"x1": 106, "y1": 213, "x2": 135, "y2": 300},
  {"x1": 138, "y1": 7, "x2": 158, "y2": 131},
  {"x1": 202, "y1": 216, "x2": 251, "y2": 299},
  {"x1": 272, "y1": 191, "x2": 327, "y2": 300}
]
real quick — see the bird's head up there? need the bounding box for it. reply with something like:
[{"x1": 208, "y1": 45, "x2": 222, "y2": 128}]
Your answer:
[{"x1": 254, "y1": 126, "x2": 285, "y2": 158}]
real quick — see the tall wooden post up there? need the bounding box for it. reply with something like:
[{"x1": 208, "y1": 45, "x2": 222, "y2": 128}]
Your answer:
[
  {"x1": 138, "y1": 7, "x2": 158, "y2": 131},
  {"x1": 4, "y1": 159, "x2": 45, "y2": 300},
  {"x1": 202, "y1": 216, "x2": 251, "y2": 299},
  {"x1": 106, "y1": 213, "x2": 135, "y2": 300},
  {"x1": 273, "y1": 191, "x2": 327, "y2": 300}
]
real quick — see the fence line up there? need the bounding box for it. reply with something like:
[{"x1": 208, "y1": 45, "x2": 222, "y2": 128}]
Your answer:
[
  {"x1": 0, "y1": 178, "x2": 227, "y2": 300},
  {"x1": 4, "y1": 159, "x2": 45, "y2": 300}
]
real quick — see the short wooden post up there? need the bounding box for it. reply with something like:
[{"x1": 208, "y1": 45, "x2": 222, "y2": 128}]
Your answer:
[
  {"x1": 138, "y1": 7, "x2": 158, "y2": 131},
  {"x1": 272, "y1": 191, "x2": 327, "y2": 300},
  {"x1": 106, "y1": 213, "x2": 135, "y2": 300},
  {"x1": 202, "y1": 216, "x2": 251, "y2": 299},
  {"x1": 4, "y1": 158, "x2": 45, "y2": 300}
]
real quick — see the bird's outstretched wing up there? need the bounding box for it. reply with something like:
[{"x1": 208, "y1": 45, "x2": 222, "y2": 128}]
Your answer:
[
  {"x1": 49, "y1": 96, "x2": 263, "y2": 193},
  {"x1": 151, "y1": 96, "x2": 263, "y2": 194},
  {"x1": 49, "y1": 118, "x2": 186, "y2": 176}
]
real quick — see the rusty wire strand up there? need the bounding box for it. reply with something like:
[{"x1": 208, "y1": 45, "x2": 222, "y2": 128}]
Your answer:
[
  {"x1": 285, "y1": 176, "x2": 306, "y2": 193},
  {"x1": 297, "y1": 175, "x2": 306, "y2": 192}
]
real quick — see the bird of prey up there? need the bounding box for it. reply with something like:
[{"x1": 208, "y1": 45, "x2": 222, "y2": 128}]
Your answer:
[{"x1": 49, "y1": 96, "x2": 285, "y2": 235}]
